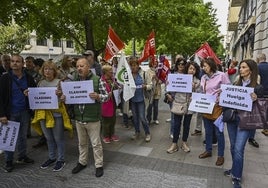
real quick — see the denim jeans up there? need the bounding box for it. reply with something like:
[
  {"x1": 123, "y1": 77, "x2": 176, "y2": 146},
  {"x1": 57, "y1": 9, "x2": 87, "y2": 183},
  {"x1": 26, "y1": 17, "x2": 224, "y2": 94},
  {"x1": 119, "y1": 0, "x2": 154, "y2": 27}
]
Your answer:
[
  {"x1": 146, "y1": 99, "x2": 159, "y2": 123},
  {"x1": 203, "y1": 117, "x2": 225, "y2": 156},
  {"x1": 4, "y1": 110, "x2": 30, "y2": 162},
  {"x1": 248, "y1": 129, "x2": 256, "y2": 139},
  {"x1": 173, "y1": 114, "x2": 192, "y2": 143},
  {"x1": 131, "y1": 101, "x2": 150, "y2": 134},
  {"x1": 226, "y1": 116, "x2": 250, "y2": 180},
  {"x1": 169, "y1": 103, "x2": 174, "y2": 135},
  {"x1": 40, "y1": 115, "x2": 65, "y2": 162}
]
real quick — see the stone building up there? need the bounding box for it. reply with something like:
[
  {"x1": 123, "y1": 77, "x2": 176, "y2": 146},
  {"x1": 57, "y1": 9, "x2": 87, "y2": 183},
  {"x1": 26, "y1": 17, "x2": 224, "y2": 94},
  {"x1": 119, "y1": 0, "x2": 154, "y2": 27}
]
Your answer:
[{"x1": 227, "y1": 0, "x2": 268, "y2": 62}]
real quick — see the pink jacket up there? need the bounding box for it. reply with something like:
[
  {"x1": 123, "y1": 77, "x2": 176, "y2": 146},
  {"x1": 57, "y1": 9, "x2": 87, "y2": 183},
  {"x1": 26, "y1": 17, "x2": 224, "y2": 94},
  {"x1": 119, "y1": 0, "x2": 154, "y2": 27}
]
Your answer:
[
  {"x1": 201, "y1": 71, "x2": 230, "y2": 97},
  {"x1": 101, "y1": 76, "x2": 115, "y2": 117}
]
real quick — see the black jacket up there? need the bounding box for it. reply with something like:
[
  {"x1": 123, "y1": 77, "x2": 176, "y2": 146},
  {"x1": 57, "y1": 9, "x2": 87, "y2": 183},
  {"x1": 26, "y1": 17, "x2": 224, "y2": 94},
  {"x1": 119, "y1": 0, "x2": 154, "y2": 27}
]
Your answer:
[{"x1": 0, "y1": 71, "x2": 36, "y2": 118}]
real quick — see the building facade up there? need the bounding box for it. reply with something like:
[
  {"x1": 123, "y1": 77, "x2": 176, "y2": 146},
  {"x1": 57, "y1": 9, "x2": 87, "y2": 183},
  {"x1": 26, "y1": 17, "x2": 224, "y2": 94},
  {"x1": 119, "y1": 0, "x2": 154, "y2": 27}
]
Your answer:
[
  {"x1": 21, "y1": 31, "x2": 77, "y2": 61},
  {"x1": 227, "y1": 0, "x2": 268, "y2": 62}
]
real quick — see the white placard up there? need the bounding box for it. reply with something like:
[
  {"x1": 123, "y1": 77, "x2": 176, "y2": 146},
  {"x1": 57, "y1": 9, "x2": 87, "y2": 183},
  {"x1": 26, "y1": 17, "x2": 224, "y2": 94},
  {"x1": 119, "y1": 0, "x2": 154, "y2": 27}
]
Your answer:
[
  {"x1": 113, "y1": 89, "x2": 120, "y2": 106},
  {"x1": 0, "y1": 121, "x2": 20, "y2": 152},
  {"x1": 219, "y1": 84, "x2": 254, "y2": 111},
  {"x1": 61, "y1": 80, "x2": 94, "y2": 104},
  {"x1": 166, "y1": 74, "x2": 193, "y2": 93},
  {"x1": 188, "y1": 92, "x2": 216, "y2": 113},
  {"x1": 28, "y1": 87, "x2": 59, "y2": 109}
]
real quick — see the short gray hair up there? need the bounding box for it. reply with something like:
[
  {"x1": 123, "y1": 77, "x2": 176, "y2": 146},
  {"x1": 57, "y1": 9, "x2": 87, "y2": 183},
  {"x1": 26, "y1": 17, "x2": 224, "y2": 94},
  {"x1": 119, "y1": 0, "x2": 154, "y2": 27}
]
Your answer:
[{"x1": 257, "y1": 53, "x2": 266, "y2": 62}]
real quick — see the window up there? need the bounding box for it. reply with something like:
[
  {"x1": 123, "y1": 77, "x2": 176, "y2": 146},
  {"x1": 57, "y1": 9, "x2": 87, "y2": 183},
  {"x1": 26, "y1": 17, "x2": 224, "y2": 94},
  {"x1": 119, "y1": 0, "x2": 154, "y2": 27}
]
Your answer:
[
  {"x1": 53, "y1": 40, "x2": 62, "y2": 47},
  {"x1": 66, "y1": 40, "x2": 74, "y2": 48},
  {"x1": 36, "y1": 38, "x2": 47, "y2": 46}
]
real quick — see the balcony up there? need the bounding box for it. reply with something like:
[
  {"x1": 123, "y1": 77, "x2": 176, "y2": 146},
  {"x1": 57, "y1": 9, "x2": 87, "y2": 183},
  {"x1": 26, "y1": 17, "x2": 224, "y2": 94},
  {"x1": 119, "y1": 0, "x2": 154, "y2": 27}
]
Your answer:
[
  {"x1": 230, "y1": 0, "x2": 244, "y2": 7},
  {"x1": 228, "y1": 6, "x2": 241, "y2": 31}
]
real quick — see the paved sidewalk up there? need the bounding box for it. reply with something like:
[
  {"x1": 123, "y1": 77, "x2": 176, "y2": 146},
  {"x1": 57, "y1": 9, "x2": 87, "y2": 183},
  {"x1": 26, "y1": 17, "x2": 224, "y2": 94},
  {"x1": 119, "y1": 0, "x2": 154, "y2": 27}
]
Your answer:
[{"x1": 1, "y1": 104, "x2": 268, "y2": 187}]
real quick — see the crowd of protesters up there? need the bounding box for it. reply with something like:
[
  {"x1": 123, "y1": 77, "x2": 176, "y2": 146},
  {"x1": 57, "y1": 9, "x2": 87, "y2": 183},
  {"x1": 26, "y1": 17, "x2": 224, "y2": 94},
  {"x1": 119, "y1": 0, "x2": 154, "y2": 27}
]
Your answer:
[{"x1": 0, "y1": 51, "x2": 268, "y2": 188}]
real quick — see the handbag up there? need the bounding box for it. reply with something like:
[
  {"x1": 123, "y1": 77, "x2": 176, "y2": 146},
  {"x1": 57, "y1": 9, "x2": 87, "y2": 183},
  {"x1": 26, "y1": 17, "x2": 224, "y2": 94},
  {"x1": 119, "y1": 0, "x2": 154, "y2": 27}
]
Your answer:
[
  {"x1": 202, "y1": 80, "x2": 222, "y2": 120},
  {"x1": 171, "y1": 101, "x2": 188, "y2": 115},
  {"x1": 222, "y1": 108, "x2": 237, "y2": 122},
  {"x1": 203, "y1": 104, "x2": 222, "y2": 120},
  {"x1": 238, "y1": 98, "x2": 268, "y2": 129},
  {"x1": 171, "y1": 94, "x2": 189, "y2": 115}
]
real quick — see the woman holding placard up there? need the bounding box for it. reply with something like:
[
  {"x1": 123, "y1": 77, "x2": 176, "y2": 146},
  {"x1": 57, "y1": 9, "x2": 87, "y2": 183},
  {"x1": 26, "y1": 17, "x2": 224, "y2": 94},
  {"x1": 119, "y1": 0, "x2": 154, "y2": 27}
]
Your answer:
[
  {"x1": 166, "y1": 60, "x2": 200, "y2": 153},
  {"x1": 32, "y1": 61, "x2": 72, "y2": 172},
  {"x1": 224, "y1": 59, "x2": 263, "y2": 188},
  {"x1": 198, "y1": 57, "x2": 230, "y2": 166}
]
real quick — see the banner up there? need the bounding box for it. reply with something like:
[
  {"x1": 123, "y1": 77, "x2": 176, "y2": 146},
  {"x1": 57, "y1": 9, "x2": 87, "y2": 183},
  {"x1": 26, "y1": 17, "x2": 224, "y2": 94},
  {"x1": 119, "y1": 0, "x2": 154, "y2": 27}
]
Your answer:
[
  {"x1": 195, "y1": 42, "x2": 221, "y2": 65},
  {"x1": 115, "y1": 54, "x2": 136, "y2": 101},
  {"x1": 138, "y1": 31, "x2": 156, "y2": 63},
  {"x1": 0, "y1": 121, "x2": 20, "y2": 152},
  {"x1": 104, "y1": 26, "x2": 125, "y2": 61}
]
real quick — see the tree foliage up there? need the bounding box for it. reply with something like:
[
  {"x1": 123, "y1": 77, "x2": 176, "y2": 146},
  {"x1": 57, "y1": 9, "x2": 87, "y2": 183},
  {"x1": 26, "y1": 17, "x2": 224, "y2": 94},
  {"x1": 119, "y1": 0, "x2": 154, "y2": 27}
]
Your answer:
[
  {"x1": 0, "y1": 0, "x2": 223, "y2": 57},
  {"x1": 0, "y1": 22, "x2": 30, "y2": 54}
]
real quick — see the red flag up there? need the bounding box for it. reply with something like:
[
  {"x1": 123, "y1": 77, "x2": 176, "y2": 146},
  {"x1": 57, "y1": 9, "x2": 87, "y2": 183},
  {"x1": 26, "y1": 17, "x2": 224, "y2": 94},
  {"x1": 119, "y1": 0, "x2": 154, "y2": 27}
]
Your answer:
[
  {"x1": 195, "y1": 42, "x2": 221, "y2": 64},
  {"x1": 157, "y1": 55, "x2": 170, "y2": 82},
  {"x1": 104, "y1": 26, "x2": 125, "y2": 61},
  {"x1": 138, "y1": 31, "x2": 156, "y2": 63}
]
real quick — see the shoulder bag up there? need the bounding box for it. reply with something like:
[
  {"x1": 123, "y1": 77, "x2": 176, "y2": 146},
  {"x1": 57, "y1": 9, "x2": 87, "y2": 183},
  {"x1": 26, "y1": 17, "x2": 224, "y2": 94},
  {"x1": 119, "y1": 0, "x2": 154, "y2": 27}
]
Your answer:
[{"x1": 171, "y1": 95, "x2": 189, "y2": 115}]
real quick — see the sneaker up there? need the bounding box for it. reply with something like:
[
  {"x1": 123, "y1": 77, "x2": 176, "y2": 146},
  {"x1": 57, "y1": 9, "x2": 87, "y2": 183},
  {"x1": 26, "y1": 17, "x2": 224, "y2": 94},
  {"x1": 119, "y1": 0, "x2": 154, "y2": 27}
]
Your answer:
[
  {"x1": 95, "y1": 167, "x2": 104, "y2": 177},
  {"x1": 232, "y1": 178, "x2": 242, "y2": 188},
  {"x1": 16, "y1": 156, "x2": 34, "y2": 164},
  {"x1": 170, "y1": 134, "x2": 173, "y2": 139},
  {"x1": 155, "y1": 120, "x2": 159, "y2": 124},
  {"x1": 72, "y1": 163, "x2": 87, "y2": 174},
  {"x1": 118, "y1": 112, "x2": 123, "y2": 116},
  {"x1": 224, "y1": 169, "x2": 231, "y2": 177},
  {"x1": 248, "y1": 138, "x2": 259, "y2": 148},
  {"x1": 103, "y1": 137, "x2": 111, "y2": 144},
  {"x1": 167, "y1": 143, "x2": 178, "y2": 154},
  {"x1": 4, "y1": 161, "x2": 14, "y2": 173},
  {"x1": 40, "y1": 159, "x2": 56, "y2": 169},
  {"x1": 191, "y1": 130, "x2": 202, "y2": 136},
  {"x1": 131, "y1": 132, "x2": 140, "y2": 140},
  {"x1": 53, "y1": 161, "x2": 65, "y2": 172},
  {"x1": 166, "y1": 118, "x2": 171, "y2": 122},
  {"x1": 181, "y1": 142, "x2": 190, "y2": 152},
  {"x1": 111, "y1": 135, "x2": 119, "y2": 142},
  {"x1": 203, "y1": 140, "x2": 218, "y2": 146},
  {"x1": 145, "y1": 134, "x2": 151, "y2": 142}
]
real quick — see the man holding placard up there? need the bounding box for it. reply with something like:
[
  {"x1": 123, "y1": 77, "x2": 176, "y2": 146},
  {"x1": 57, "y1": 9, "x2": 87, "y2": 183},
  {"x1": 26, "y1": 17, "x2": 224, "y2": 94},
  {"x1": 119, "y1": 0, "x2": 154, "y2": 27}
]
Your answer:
[
  {"x1": 62, "y1": 58, "x2": 109, "y2": 177},
  {"x1": 0, "y1": 54, "x2": 36, "y2": 172}
]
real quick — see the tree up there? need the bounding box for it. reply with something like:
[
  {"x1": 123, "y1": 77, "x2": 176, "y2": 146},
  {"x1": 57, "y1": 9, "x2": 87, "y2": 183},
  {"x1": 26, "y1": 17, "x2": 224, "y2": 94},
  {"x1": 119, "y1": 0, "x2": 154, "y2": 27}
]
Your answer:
[
  {"x1": 0, "y1": 22, "x2": 30, "y2": 54},
  {"x1": 0, "y1": 0, "x2": 222, "y2": 58}
]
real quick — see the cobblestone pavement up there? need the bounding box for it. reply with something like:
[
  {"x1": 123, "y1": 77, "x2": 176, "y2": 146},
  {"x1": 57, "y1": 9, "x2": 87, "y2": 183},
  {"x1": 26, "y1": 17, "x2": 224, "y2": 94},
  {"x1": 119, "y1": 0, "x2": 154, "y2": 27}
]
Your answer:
[{"x1": 1, "y1": 92, "x2": 268, "y2": 188}]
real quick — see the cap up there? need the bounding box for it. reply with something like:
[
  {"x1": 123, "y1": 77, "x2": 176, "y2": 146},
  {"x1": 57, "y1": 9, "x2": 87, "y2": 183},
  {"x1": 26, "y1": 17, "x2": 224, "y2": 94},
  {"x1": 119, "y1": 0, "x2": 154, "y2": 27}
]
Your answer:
[{"x1": 83, "y1": 50, "x2": 94, "y2": 56}]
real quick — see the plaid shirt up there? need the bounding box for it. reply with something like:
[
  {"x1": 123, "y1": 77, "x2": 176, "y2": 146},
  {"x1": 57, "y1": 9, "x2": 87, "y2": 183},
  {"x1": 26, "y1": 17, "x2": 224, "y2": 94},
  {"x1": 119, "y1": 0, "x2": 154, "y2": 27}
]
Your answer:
[{"x1": 99, "y1": 78, "x2": 109, "y2": 103}]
